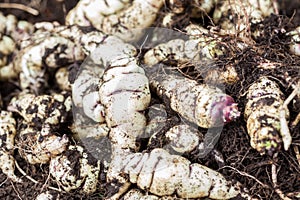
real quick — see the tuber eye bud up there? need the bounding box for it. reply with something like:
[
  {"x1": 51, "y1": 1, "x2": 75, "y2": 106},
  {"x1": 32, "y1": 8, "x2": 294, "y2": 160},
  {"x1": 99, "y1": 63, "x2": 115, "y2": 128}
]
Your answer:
[{"x1": 211, "y1": 95, "x2": 240, "y2": 125}]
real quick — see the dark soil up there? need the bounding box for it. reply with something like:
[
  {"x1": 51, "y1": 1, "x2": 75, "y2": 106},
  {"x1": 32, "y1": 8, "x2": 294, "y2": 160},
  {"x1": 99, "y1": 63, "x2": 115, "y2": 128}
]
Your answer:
[{"x1": 0, "y1": 0, "x2": 300, "y2": 200}]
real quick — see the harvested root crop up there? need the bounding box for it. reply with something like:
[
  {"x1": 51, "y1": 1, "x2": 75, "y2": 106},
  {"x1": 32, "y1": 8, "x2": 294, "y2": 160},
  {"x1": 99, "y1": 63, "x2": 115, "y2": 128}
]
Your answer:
[
  {"x1": 49, "y1": 145, "x2": 100, "y2": 194},
  {"x1": 124, "y1": 188, "x2": 180, "y2": 200},
  {"x1": 66, "y1": 0, "x2": 164, "y2": 41},
  {"x1": 144, "y1": 104, "x2": 169, "y2": 141},
  {"x1": 35, "y1": 191, "x2": 54, "y2": 200},
  {"x1": 3, "y1": 24, "x2": 107, "y2": 93},
  {"x1": 55, "y1": 67, "x2": 72, "y2": 91},
  {"x1": 244, "y1": 76, "x2": 289, "y2": 155},
  {"x1": 0, "y1": 11, "x2": 34, "y2": 80},
  {"x1": 165, "y1": 124, "x2": 202, "y2": 154},
  {"x1": 148, "y1": 72, "x2": 240, "y2": 128},
  {"x1": 13, "y1": 28, "x2": 85, "y2": 93},
  {"x1": 8, "y1": 92, "x2": 72, "y2": 135},
  {"x1": 287, "y1": 26, "x2": 300, "y2": 56},
  {"x1": 109, "y1": 148, "x2": 241, "y2": 199},
  {"x1": 144, "y1": 24, "x2": 225, "y2": 64},
  {"x1": 80, "y1": 36, "x2": 152, "y2": 198},
  {"x1": 7, "y1": 92, "x2": 71, "y2": 164},
  {"x1": 162, "y1": 0, "x2": 218, "y2": 28},
  {"x1": 16, "y1": 124, "x2": 69, "y2": 164},
  {"x1": 143, "y1": 24, "x2": 240, "y2": 85},
  {"x1": 213, "y1": 0, "x2": 277, "y2": 37},
  {"x1": 0, "y1": 110, "x2": 22, "y2": 182},
  {"x1": 94, "y1": 37, "x2": 151, "y2": 151},
  {"x1": 0, "y1": 12, "x2": 34, "y2": 42}
]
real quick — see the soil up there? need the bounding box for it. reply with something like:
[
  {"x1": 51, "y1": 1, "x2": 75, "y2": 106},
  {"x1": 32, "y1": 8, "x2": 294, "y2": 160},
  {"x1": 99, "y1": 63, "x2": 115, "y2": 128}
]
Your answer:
[{"x1": 0, "y1": 0, "x2": 300, "y2": 200}]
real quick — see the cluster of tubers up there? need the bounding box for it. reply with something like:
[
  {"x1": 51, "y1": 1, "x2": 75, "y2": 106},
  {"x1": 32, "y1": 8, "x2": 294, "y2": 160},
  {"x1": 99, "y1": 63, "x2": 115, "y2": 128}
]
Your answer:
[{"x1": 0, "y1": 0, "x2": 299, "y2": 199}]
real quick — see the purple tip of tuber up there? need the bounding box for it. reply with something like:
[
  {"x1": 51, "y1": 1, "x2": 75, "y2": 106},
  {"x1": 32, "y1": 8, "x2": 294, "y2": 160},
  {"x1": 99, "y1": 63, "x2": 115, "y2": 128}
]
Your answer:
[{"x1": 211, "y1": 95, "x2": 240, "y2": 125}]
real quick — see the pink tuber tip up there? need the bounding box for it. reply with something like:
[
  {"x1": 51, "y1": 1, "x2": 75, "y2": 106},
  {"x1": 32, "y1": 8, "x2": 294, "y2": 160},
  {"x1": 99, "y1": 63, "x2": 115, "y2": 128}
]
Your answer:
[{"x1": 211, "y1": 95, "x2": 240, "y2": 125}]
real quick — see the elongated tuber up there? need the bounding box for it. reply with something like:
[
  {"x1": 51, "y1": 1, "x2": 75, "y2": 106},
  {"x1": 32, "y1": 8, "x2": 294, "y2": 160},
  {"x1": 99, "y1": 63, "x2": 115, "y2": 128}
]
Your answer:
[
  {"x1": 244, "y1": 76, "x2": 289, "y2": 155},
  {"x1": 148, "y1": 72, "x2": 240, "y2": 128}
]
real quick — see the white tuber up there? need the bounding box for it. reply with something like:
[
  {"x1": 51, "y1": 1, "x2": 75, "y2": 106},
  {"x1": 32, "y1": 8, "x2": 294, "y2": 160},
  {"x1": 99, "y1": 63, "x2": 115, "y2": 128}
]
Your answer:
[
  {"x1": 66, "y1": 0, "x2": 164, "y2": 41},
  {"x1": 109, "y1": 148, "x2": 241, "y2": 199},
  {"x1": 245, "y1": 76, "x2": 290, "y2": 155},
  {"x1": 148, "y1": 72, "x2": 240, "y2": 128},
  {"x1": 0, "y1": 111, "x2": 22, "y2": 182},
  {"x1": 49, "y1": 145, "x2": 100, "y2": 194}
]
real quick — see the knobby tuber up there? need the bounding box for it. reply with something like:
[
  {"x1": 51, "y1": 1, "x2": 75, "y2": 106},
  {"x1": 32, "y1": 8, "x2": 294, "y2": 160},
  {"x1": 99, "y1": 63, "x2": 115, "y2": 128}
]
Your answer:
[
  {"x1": 49, "y1": 145, "x2": 100, "y2": 194},
  {"x1": 66, "y1": 0, "x2": 164, "y2": 41},
  {"x1": 244, "y1": 76, "x2": 289, "y2": 155},
  {"x1": 0, "y1": 110, "x2": 22, "y2": 182},
  {"x1": 8, "y1": 92, "x2": 71, "y2": 164},
  {"x1": 213, "y1": 0, "x2": 277, "y2": 37}
]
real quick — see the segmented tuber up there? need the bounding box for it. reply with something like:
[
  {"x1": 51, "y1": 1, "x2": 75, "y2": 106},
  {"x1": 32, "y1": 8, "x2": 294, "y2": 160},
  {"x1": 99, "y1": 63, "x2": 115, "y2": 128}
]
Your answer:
[
  {"x1": 244, "y1": 76, "x2": 289, "y2": 155},
  {"x1": 147, "y1": 72, "x2": 240, "y2": 128},
  {"x1": 109, "y1": 148, "x2": 240, "y2": 199},
  {"x1": 143, "y1": 24, "x2": 240, "y2": 84}
]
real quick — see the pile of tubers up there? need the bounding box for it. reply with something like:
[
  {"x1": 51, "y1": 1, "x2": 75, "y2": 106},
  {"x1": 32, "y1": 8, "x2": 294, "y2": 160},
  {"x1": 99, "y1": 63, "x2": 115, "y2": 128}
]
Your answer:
[{"x1": 0, "y1": 0, "x2": 299, "y2": 199}]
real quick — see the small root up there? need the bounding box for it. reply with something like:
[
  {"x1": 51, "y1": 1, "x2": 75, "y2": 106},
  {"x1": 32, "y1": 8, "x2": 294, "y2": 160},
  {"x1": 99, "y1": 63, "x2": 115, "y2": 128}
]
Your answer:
[
  {"x1": 106, "y1": 182, "x2": 131, "y2": 200},
  {"x1": 293, "y1": 145, "x2": 300, "y2": 168},
  {"x1": 0, "y1": 177, "x2": 8, "y2": 187},
  {"x1": 15, "y1": 160, "x2": 62, "y2": 193},
  {"x1": 287, "y1": 191, "x2": 300, "y2": 198},
  {"x1": 15, "y1": 161, "x2": 38, "y2": 184},
  {"x1": 271, "y1": 153, "x2": 292, "y2": 200},
  {"x1": 222, "y1": 165, "x2": 269, "y2": 189},
  {"x1": 291, "y1": 112, "x2": 300, "y2": 127},
  {"x1": 0, "y1": 3, "x2": 39, "y2": 15},
  {"x1": 280, "y1": 81, "x2": 300, "y2": 151},
  {"x1": 10, "y1": 180, "x2": 22, "y2": 200}
]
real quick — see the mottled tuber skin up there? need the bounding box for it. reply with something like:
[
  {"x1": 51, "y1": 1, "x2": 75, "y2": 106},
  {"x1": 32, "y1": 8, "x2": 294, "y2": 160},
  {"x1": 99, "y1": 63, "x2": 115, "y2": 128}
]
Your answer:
[
  {"x1": 13, "y1": 27, "x2": 86, "y2": 93},
  {"x1": 245, "y1": 76, "x2": 289, "y2": 155},
  {"x1": 124, "y1": 188, "x2": 192, "y2": 199},
  {"x1": 66, "y1": 0, "x2": 164, "y2": 41},
  {"x1": 0, "y1": 111, "x2": 22, "y2": 182},
  {"x1": 0, "y1": 12, "x2": 34, "y2": 80},
  {"x1": 143, "y1": 25, "x2": 241, "y2": 129},
  {"x1": 8, "y1": 92, "x2": 72, "y2": 135},
  {"x1": 16, "y1": 125, "x2": 69, "y2": 164},
  {"x1": 123, "y1": 189, "x2": 161, "y2": 200},
  {"x1": 148, "y1": 72, "x2": 240, "y2": 128},
  {"x1": 7, "y1": 92, "x2": 71, "y2": 164},
  {"x1": 35, "y1": 191, "x2": 54, "y2": 200},
  {"x1": 2, "y1": 24, "x2": 107, "y2": 93},
  {"x1": 55, "y1": 67, "x2": 72, "y2": 91},
  {"x1": 109, "y1": 148, "x2": 241, "y2": 199},
  {"x1": 143, "y1": 24, "x2": 240, "y2": 85},
  {"x1": 287, "y1": 26, "x2": 300, "y2": 56},
  {"x1": 49, "y1": 145, "x2": 100, "y2": 194},
  {"x1": 143, "y1": 24, "x2": 225, "y2": 64},
  {"x1": 165, "y1": 124, "x2": 202, "y2": 154},
  {"x1": 213, "y1": 0, "x2": 277, "y2": 37}
]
